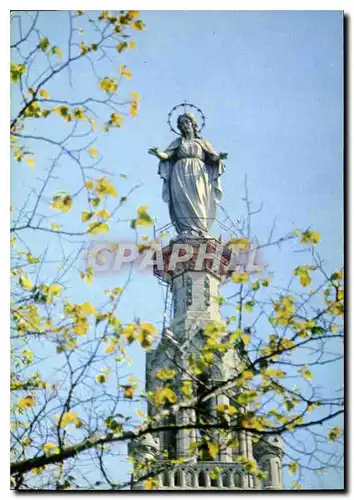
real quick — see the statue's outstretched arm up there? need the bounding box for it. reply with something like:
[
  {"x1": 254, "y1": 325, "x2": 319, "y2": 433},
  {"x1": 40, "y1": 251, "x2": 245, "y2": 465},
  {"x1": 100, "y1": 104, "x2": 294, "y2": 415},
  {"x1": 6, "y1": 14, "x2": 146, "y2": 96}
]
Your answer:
[
  {"x1": 206, "y1": 150, "x2": 228, "y2": 164},
  {"x1": 148, "y1": 147, "x2": 174, "y2": 161}
]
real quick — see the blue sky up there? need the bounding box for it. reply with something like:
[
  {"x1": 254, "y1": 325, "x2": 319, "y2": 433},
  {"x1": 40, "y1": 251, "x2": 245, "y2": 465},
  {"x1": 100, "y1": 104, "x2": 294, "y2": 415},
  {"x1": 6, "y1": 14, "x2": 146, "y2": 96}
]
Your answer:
[{"x1": 11, "y1": 10, "x2": 344, "y2": 490}]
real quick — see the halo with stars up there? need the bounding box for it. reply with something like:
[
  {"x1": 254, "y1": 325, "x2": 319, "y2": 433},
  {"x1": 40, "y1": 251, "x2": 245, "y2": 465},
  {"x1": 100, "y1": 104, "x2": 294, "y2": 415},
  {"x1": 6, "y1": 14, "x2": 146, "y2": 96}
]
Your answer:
[{"x1": 167, "y1": 101, "x2": 206, "y2": 135}]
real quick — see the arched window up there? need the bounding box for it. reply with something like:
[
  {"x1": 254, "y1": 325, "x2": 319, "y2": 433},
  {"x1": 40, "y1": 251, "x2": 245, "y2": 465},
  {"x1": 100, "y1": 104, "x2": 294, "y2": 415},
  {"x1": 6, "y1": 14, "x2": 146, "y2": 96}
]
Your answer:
[
  {"x1": 198, "y1": 470, "x2": 207, "y2": 487},
  {"x1": 211, "y1": 475, "x2": 218, "y2": 487},
  {"x1": 163, "y1": 414, "x2": 177, "y2": 459},
  {"x1": 163, "y1": 470, "x2": 170, "y2": 487},
  {"x1": 175, "y1": 469, "x2": 183, "y2": 487},
  {"x1": 222, "y1": 471, "x2": 229, "y2": 488}
]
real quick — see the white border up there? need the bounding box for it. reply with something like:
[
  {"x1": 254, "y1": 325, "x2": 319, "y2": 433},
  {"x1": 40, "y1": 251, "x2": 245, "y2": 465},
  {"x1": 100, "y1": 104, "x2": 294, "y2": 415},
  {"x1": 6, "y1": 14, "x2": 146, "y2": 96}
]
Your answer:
[{"x1": 4, "y1": 3, "x2": 351, "y2": 499}]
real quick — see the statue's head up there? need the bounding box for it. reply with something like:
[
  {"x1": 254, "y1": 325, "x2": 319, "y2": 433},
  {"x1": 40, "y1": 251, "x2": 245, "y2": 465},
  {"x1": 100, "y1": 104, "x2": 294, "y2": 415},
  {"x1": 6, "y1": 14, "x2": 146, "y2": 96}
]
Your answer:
[{"x1": 177, "y1": 113, "x2": 199, "y2": 138}]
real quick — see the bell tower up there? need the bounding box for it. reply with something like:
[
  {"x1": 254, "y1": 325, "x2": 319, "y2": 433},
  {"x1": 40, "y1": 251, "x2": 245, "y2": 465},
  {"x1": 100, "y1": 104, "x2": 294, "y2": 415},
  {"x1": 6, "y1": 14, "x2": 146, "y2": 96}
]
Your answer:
[{"x1": 129, "y1": 235, "x2": 284, "y2": 490}]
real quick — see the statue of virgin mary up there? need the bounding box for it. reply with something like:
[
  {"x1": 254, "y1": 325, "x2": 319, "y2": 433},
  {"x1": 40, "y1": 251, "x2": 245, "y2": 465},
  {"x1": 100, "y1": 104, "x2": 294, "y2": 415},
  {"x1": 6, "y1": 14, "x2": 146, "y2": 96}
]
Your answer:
[{"x1": 148, "y1": 113, "x2": 227, "y2": 236}]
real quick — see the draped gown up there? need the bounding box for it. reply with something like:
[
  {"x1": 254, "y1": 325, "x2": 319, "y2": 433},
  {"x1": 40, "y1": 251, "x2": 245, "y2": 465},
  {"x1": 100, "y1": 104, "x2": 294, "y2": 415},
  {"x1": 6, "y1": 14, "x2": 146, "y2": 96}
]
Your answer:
[{"x1": 158, "y1": 137, "x2": 225, "y2": 235}]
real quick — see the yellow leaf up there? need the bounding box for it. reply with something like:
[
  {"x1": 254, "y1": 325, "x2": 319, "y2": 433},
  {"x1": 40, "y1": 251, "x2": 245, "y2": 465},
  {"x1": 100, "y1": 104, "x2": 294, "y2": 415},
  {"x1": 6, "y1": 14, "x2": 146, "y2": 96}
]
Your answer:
[
  {"x1": 87, "y1": 222, "x2": 109, "y2": 235},
  {"x1": 122, "y1": 384, "x2": 136, "y2": 399},
  {"x1": 203, "y1": 352, "x2": 214, "y2": 364},
  {"x1": 129, "y1": 40, "x2": 136, "y2": 49},
  {"x1": 73, "y1": 107, "x2": 85, "y2": 120},
  {"x1": 51, "y1": 194, "x2": 73, "y2": 212},
  {"x1": 60, "y1": 411, "x2": 80, "y2": 428},
  {"x1": 81, "y1": 210, "x2": 94, "y2": 222},
  {"x1": 73, "y1": 319, "x2": 89, "y2": 336},
  {"x1": 132, "y1": 20, "x2": 145, "y2": 31},
  {"x1": 119, "y1": 65, "x2": 132, "y2": 79},
  {"x1": 289, "y1": 462, "x2": 298, "y2": 474},
  {"x1": 96, "y1": 176, "x2": 117, "y2": 198},
  {"x1": 48, "y1": 284, "x2": 62, "y2": 296},
  {"x1": 294, "y1": 265, "x2": 315, "y2": 287},
  {"x1": 328, "y1": 426, "x2": 341, "y2": 442},
  {"x1": 88, "y1": 146, "x2": 99, "y2": 158},
  {"x1": 81, "y1": 302, "x2": 95, "y2": 314},
  {"x1": 51, "y1": 46, "x2": 63, "y2": 60},
  {"x1": 87, "y1": 116, "x2": 97, "y2": 131},
  {"x1": 90, "y1": 197, "x2": 101, "y2": 207},
  {"x1": 18, "y1": 394, "x2": 35, "y2": 409},
  {"x1": 43, "y1": 442, "x2": 60, "y2": 455},
  {"x1": 19, "y1": 275, "x2": 33, "y2": 290},
  {"x1": 109, "y1": 112, "x2": 124, "y2": 128},
  {"x1": 181, "y1": 381, "x2": 193, "y2": 398},
  {"x1": 207, "y1": 442, "x2": 219, "y2": 458},
  {"x1": 128, "y1": 10, "x2": 140, "y2": 19},
  {"x1": 104, "y1": 342, "x2": 116, "y2": 354},
  {"x1": 301, "y1": 230, "x2": 321, "y2": 245},
  {"x1": 25, "y1": 156, "x2": 35, "y2": 168},
  {"x1": 264, "y1": 368, "x2": 286, "y2": 378},
  {"x1": 99, "y1": 77, "x2": 118, "y2": 93},
  {"x1": 10, "y1": 62, "x2": 26, "y2": 83},
  {"x1": 31, "y1": 466, "x2": 46, "y2": 475},
  {"x1": 232, "y1": 272, "x2": 249, "y2": 284},
  {"x1": 164, "y1": 387, "x2": 177, "y2": 403},
  {"x1": 116, "y1": 42, "x2": 128, "y2": 53},
  {"x1": 298, "y1": 365, "x2": 313, "y2": 380},
  {"x1": 241, "y1": 334, "x2": 250, "y2": 345},
  {"x1": 80, "y1": 267, "x2": 94, "y2": 285},
  {"x1": 130, "y1": 100, "x2": 139, "y2": 118},
  {"x1": 26, "y1": 253, "x2": 39, "y2": 264},
  {"x1": 144, "y1": 478, "x2": 158, "y2": 490},
  {"x1": 85, "y1": 180, "x2": 94, "y2": 189},
  {"x1": 50, "y1": 223, "x2": 62, "y2": 231},
  {"x1": 136, "y1": 409, "x2": 145, "y2": 418},
  {"x1": 96, "y1": 208, "x2": 111, "y2": 220},
  {"x1": 39, "y1": 89, "x2": 50, "y2": 99},
  {"x1": 273, "y1": 295, "x2": 295, "y2": 324},
  {"x1": 131, "y1": 205, "x2": 153, "y2": 228},
  {"x1": 53, "y1": 105, "x2": 71, "y2": 121},
  {"x1": 155, "y1": 368, "x2": 176, "y2": 380},
  {"x1": 141, "y1": 322, "x2": 156, "y2": 335},
  {"x1": 96, "y1": 372, "x2": 108, "y2": 384}
]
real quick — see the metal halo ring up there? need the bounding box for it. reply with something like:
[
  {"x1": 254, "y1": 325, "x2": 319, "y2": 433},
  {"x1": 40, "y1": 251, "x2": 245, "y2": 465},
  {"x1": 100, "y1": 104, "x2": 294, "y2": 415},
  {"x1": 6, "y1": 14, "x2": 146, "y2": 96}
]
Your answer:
[{"x1": 167, "y1": 102, "x2": 206, "y2": 135}]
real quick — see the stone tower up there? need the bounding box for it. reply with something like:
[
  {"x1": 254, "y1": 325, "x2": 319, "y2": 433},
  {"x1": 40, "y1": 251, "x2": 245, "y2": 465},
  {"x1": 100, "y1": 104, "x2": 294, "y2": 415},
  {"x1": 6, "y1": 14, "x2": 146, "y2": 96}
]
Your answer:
[{"x1": 128, "y1": 236, "x2": 284, "y2": 490}]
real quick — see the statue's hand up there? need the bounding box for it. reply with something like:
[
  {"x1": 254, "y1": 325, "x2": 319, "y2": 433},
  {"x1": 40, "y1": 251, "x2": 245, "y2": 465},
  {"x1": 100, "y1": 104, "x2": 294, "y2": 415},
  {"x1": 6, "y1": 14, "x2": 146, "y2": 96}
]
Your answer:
[
  {"x1": 219, "y1": 152, "x2": 228, "y2": 160},
  {"x1": 148, "y1": 146, "x2": 160, "y2": 158}
]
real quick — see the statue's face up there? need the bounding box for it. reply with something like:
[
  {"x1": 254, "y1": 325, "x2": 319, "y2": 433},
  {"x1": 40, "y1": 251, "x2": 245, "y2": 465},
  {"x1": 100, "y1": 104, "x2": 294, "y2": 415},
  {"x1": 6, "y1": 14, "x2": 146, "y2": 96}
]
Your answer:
[{"x1": 178, "y1": 116, "x2": 194, "y2": 136}]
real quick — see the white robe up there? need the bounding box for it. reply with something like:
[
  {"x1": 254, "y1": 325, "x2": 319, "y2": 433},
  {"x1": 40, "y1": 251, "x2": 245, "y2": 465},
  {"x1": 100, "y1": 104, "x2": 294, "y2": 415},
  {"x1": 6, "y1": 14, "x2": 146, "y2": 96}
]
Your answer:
[{"x1": 158, "y1": 137, "x2": 225, "y2": 235}]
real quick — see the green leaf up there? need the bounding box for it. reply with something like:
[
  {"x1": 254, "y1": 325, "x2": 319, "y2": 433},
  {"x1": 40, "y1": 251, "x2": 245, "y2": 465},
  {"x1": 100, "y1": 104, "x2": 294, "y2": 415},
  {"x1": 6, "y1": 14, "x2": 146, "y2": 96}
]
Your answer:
[
  {"x1": 10, "y1": 62, "x2": 26, "y2": 84},
  {"x1": 116, "y1": 42, "x2": 128, "y2": 53},
  {"x1": 39, "y1": 37, "x2": 50, "y2": 52},
  {"x1": 131, "y1": 205, "x2": 153, "y2": 228},
  {"x1": 328, "y1": 426, "x2": 341, "y2": 442},
  {"x1": 244, "y1": 300, "x2": 256, "y2": 312}
]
